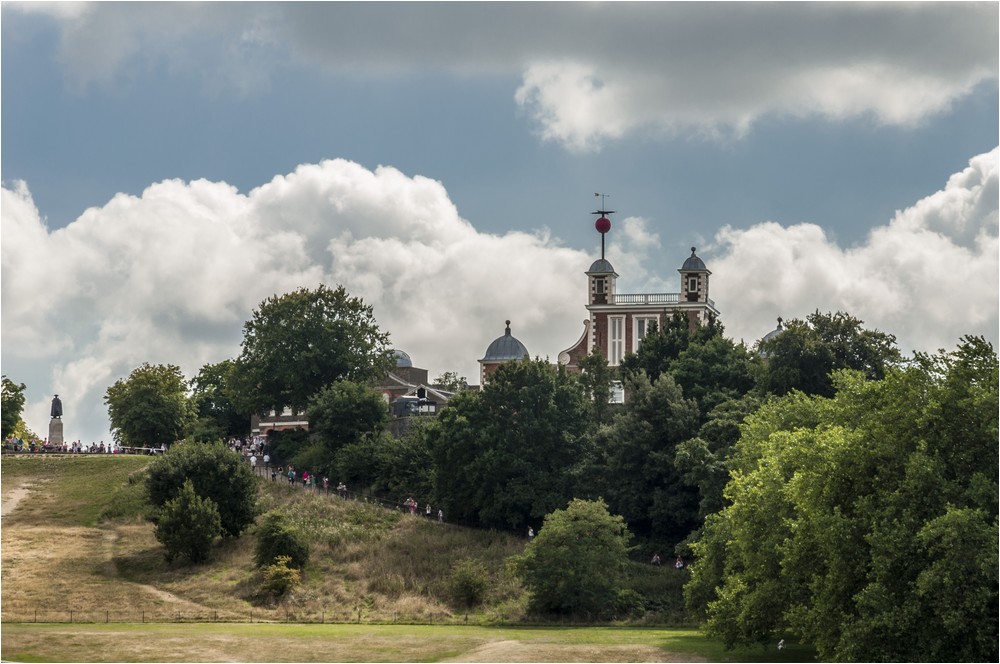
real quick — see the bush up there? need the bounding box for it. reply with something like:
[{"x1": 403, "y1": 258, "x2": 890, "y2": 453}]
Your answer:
[
  {"x1": 447, "y1": 559, "x2": 490, "y2": 608},
  {"x1": 154, "y1": 479, "x2": 222, "y2": 563},
  {"x1": 514, "y1": 498, "x2": 631, "y2": 617},
  {"x1": 254, "y1": 512, "x2": 310, "y2": 569},
  {"x1": 147, "y1": 441, "x2": 258, "y2": 536},
  {"x1": 261, "y1": 555, "x2": 301, "y2": 598}
]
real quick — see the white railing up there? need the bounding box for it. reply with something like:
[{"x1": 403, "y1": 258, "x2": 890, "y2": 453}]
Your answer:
[
  {"x1": 607, "y1": 293, "x2": 716, "y2": 309},
  {"x1": 611, "y1": 293, "x2": 680, "y2": 305}
]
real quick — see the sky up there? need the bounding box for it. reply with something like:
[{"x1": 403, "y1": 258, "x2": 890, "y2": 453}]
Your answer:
[{"x1": 2, "y1": 2, "x2": 997, "y2": 445}]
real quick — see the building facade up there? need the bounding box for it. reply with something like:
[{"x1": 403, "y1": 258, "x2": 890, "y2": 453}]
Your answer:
[{"x1": 558, "y1": 212, "x2": 720, "y2": 371}]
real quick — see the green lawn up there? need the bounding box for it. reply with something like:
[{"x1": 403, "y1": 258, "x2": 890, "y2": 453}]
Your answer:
[{"x1": 1, "y1": 623, "x2": 814, "y2": 662}]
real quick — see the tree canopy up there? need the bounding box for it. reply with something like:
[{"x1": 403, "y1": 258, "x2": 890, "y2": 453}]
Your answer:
[
  {"x1": 232, "y1": 285, "x2": 393, "y2": 414},
  {"x1": 755, "y1": 310, "x2": 901, "y2": 398},
  {"x1": 147, "y1": 441, "x2": 258, "y2": 537},
  {"x1": 188, "y1": 360, "x2": 246, "y2": 442},
  {"x1": 430, "y1": 359, "x2": 591, "y2": 530},
  {"x1": 105, "y1": 363, "x2": 190, "y2": 447},
  {"x1": 685, "y1": 336, "x2": 998, "y2": 662},
  {"x1": 1, "y1": 375, "x2": 27, "y2": 439},
  {"x1": 515, "y1": 498, "x2": 632, "y2": 616}
]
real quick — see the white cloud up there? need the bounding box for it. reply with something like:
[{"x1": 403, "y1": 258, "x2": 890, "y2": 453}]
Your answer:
[
  {"x1": 3, "y1": 150, "x2": 996, "y2": 444},
  {"x1": 8, "y1": 3, "x2": 996, "y2": 150},
  {"x1": 712, "y1": 148, "x2": 999, "y2": 354}
]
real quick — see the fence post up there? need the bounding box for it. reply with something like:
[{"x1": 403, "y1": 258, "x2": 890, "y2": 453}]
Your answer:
[
  {"x1": 321, "y1": 611, "x2": 325, "y2": 624},
  {"x1": 142, "y1": 610, "x2": 145, "y2": 624},
  {"x1": 34, "y1": 609, "x2": 36, "y2": 623},
  {"x1": 69, "y1": 610, "x2": 73, "y2": 623},
  {"x1": 106, "y1": 610, "x2": 109, "y2": 623}
]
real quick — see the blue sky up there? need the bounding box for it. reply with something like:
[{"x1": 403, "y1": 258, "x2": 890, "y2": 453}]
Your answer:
[{"x1": 2, "y1": 2, "x2": 997, "y2": 444}]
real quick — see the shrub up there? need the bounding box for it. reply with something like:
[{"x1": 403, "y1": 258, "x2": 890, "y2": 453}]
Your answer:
[
  {"x1": 154, "y1": 479, "x2": 222, "y2": 563},
  {"x1": 147, "y1": 441, "x2": 258, "y2": 536},
  {"x1": 261, "y1": 555, "x2": 301, "y2": 598},
  {"x1": 514, "y1": 498, "x2": 631, "y2": 617},
  {"x1": 254, "y1": 512, "x2": 310, "y2": 569},
  {"x1": 447, "y1": 559, "x2": 490, "y2": 608}
]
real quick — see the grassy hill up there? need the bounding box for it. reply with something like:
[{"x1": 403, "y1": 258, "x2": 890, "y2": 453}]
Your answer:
[{"x1": 1, "y1": 454, "x2": 689, "y2": 625}]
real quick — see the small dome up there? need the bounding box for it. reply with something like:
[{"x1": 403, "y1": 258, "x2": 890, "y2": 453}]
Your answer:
[
  {"x1": 481, "y1": 320, "x2": 529, "y2": 362},
  {"x1": 761, "y1": 317, "x2": 786, "y2": 345},
  {"x1": 588, "y1": 258, "x2": 616, "y2": 274},
  {"x1": 393, "y1": 349, "x2": 413, "y2": 368},
  {"x1": 681, "y1": 247, "x2": 708, "y2": 271}
]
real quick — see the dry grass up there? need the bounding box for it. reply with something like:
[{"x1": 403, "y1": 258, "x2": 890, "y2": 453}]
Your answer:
[{"x1": 1, "y1": 456, "x2": 528, "y2": 624}]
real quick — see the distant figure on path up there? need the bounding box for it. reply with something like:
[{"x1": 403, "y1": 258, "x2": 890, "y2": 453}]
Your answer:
[
  {"x1": 651, "y1": 553, "x2": 661, "y2": 565},
  {"x1": 437, "y1": 509, "x2": 444, "y2": 523},
  {"x1": 50, "y1": 395, "x2": 63, "y2": 418},
  {"x1": 528, "y1": 527, "x2": 535, "y2": 541},
  {"x1": 675, "y1": 556, "x2": 684, "y2": 569}
]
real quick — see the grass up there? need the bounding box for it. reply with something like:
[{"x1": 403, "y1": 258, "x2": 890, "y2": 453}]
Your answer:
[
  {"x1": 0, "y1": 623, "x2": 816, "y2": 662},
  {"x1": 1, "y1": 455, "x2": 819, "y2": 661}
]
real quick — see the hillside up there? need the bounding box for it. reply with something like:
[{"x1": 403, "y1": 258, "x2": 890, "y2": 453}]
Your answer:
[{"x1": 1, "y1": 455, "x2": 688, "y2": 625}]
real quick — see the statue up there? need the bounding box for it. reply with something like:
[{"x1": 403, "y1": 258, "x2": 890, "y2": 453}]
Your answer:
[{"x1": 50, "y1": 394, "x2": 62, "y2": 419}]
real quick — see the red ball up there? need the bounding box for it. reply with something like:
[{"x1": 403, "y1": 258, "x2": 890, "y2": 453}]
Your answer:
[{"x1": 595, "y1": 216, "x2": 611, "y2": 234}]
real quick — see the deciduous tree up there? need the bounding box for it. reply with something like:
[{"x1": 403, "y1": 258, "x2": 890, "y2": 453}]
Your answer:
[
  {"x1": 686, "y1": 337, "x2": 998, "y2": 662},
  {"x1": 154, "y1": 479, "x2": 222, "y2": 564},
  {"x1": 232, "y1": 285, "x2": 393, "y2": 414},
  {"x1": 105, "y1": 363, "x2": 191, "y2": 447},
  {"x1": 1, "y1": 375, "x2": 26, "y2": 439},
  {"x1": 147, "y1": 441, "x2": 258, "y2": 537},
  {"x1": 515, "y1": 498, "x2": 631, "y2": 616}
]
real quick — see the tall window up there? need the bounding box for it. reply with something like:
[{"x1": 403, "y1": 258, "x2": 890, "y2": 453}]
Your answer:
[
  {"x1": 634, "y1": 316, "x2": 657, "y2": 349},
  {"x1": 595, "y1": 278, "x2": 605, "y2": 294},
  {"x1": 688, "y1": 276, "x2": 699, "y2": 293},
  {"x1": 609, "y1": 316, "x2": 625, "y2": 366}
]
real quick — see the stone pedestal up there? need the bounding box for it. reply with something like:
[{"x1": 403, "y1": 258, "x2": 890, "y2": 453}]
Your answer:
[{"x1": 48, "y1": 418, "x2": 64, "y2": 447}]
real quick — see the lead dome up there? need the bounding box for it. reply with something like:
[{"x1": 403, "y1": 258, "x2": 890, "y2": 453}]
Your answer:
[{"x1": 481, "y1": 320, "x2": 529, "y2": 362}]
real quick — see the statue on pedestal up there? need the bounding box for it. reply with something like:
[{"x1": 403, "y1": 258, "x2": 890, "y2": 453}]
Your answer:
[{"x1": 51, "y1": 394, "x2": 63, "y2": 418}]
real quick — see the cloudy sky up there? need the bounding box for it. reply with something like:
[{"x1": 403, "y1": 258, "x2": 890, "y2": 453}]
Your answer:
[{"x1": 2, "y1": 2, "x2": 997, "y2": 444}]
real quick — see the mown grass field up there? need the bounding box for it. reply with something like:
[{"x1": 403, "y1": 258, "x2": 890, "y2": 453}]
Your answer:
[{"x1": 1, "y1": 455, "x2": 815, "y2": 661}]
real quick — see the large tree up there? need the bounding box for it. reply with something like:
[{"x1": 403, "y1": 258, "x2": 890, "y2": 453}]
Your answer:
[
  {"x1": 756, "y1": 310, "x2": 901, "y2": 398},
  {"x1": 147, "y1": 441, "x2": 258, "y2": 537},
  {"x1": 591, "y1": 372, "x2": 701, "y2": 548},
  {"x1": 686, "y1": 336, "x2": 998, "y2": 662},
  {"x1": 430, "y1": 359, "x2": 591, "y2": 530},
  {"x1": 188, "y1": 360, "x2": 247, "y2": 442},
  {"x1": 233, "y1": 285, "x2": 393, "y2": 414},
  {"x1": 105, "y1": 363, "x2": 191, "y2": 447},
  {"x1": 1, "y1": 375, "x2": 27, "y2": 439},
  {"x1": 515, "y1": 498, "x2": 632, "y2": 616}
]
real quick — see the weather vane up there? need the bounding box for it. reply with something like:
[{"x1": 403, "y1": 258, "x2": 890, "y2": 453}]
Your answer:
[{"x1": 592, "y1": 192, "x2": 615, "y2": 260}]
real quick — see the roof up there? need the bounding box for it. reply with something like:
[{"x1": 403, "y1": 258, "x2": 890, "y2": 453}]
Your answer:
[
  {"x1": 587, "y1": 258, "x2": 617, "y2": 274},
  {"x1": 480, "y1": 320, "x2": 529, "y2": 362},
  {"x1": 681, "y1": 247, "x2": 708, "y2": 271},
  {"x1": 760, "y1": 318, "x2": 786, "y2": 356}
]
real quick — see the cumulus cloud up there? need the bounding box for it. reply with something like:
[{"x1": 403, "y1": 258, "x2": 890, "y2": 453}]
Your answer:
[
  {"x1": 712, "y1": 148, "x2": 999, "y2": 354},
  {"x1": 7, "y1": 2, "x2": 996, "y2": 150},
  {"x1": 4, "y1": 150, "x2": 996, "y2": 444},
  {"x1": 1, "y1": 161, "x2": 588, "y2": 444}
]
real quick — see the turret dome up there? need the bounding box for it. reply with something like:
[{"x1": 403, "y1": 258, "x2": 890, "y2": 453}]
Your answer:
[
  {"x1": 393, "y1": 349, "x2": 413, "y2": 368},
  {"x1": 481, "y1": 320, "x2": 529, "y2": 362},
  {"x1": 681, "y1": 247, "x2": 708, "y2": 271}
]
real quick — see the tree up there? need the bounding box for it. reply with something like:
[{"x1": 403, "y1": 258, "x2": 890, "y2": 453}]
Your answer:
[
  {"x1": 154, "y1": 479, "x2": 222, "y2": 563},
  {"x1": 188, "y1": 360, "x2": 247, "y2": 442},
  {"x1": 430, "y1": 359, "x2": 591, "y2": 530},
  {"x1": 433, "y1": 371, "x2": 468, "y2": 392},
  {"x1": 592, "y1": 372, "x2": 701, "y2": 547},
  {"x1": 1, "y1": 375, "x2": 27, "y2": 439},
  {"x1": 308, "y1": 380, "x2": 388, "y2": 454},
  {"x1": 105, "y1": 363, "x2": 191, "y2": 447},
  {"x1": 232, "y1": 285, "x2": 393, "y2": 414},
  {"x1": 686, "y1": 337, "x2": 998, "y2": 662},
  {"x1": 578, "y1": 349, "x2": 615, "y2": 425},
  {"x1": 755, "y1": 310, "x2": 901, "y2": 398},
  {"x1": 515, "y1": 498, "x2": 631, "y2": 616},
  {"x1": 147, "y1": 442, "x2": 258, "y2": 537}
]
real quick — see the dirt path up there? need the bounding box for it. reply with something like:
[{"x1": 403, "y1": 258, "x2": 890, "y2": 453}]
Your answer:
[{"x1": 2, "y1": 481, "x2": 31, "y2": 516}]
